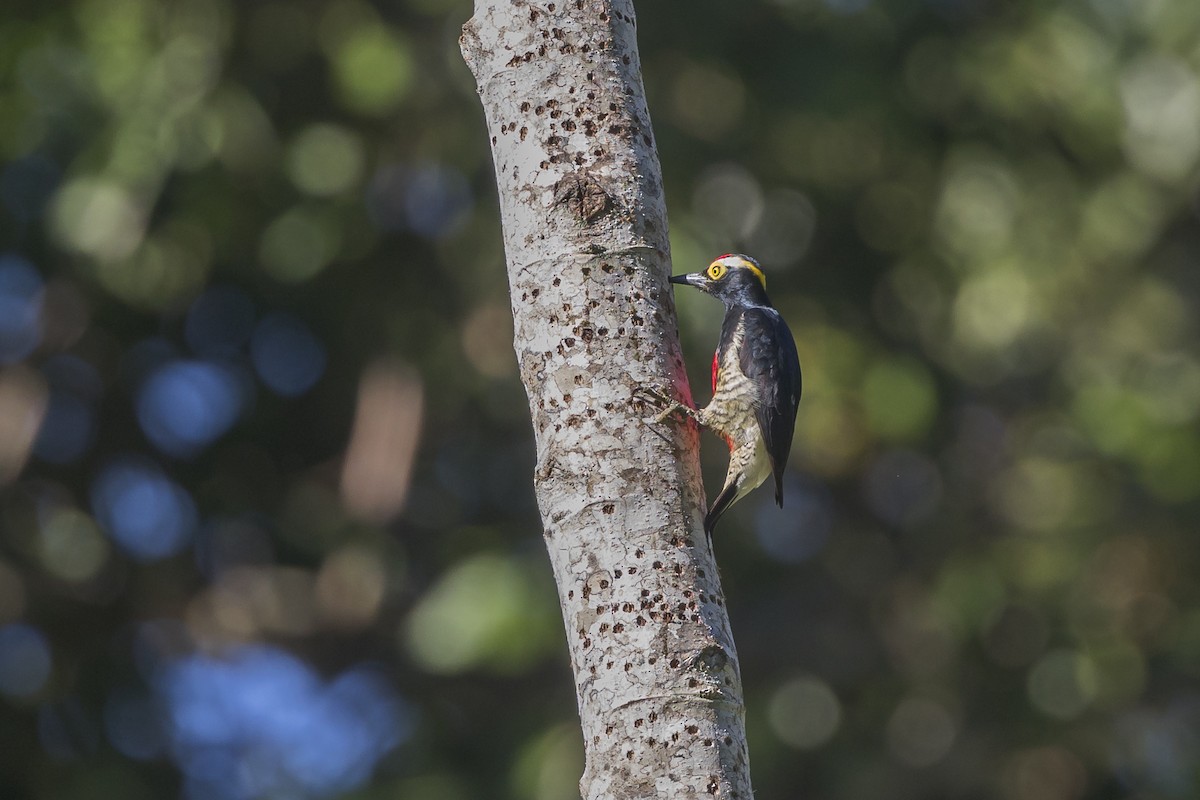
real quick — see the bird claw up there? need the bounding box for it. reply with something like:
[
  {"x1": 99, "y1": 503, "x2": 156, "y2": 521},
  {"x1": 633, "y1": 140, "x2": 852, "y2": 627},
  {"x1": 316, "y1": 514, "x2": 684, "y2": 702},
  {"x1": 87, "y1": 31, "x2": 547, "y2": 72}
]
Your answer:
[
  {"x1": 633, "y1": 384, "x2": 671, "y2": 406},
  {"x1": 652, "y1": 405, "x2": 681, "y2": 424},
  {"x1": 632, "y1": 385, "x2": 692, "y2": 424}
]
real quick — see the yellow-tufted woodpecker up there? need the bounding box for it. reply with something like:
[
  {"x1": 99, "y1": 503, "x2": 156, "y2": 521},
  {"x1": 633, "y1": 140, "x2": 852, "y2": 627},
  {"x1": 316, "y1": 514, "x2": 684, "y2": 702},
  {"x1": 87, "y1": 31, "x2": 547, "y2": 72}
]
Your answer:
[{"x1": 652, "y1": 254, "x2": 802, "y2": 538}]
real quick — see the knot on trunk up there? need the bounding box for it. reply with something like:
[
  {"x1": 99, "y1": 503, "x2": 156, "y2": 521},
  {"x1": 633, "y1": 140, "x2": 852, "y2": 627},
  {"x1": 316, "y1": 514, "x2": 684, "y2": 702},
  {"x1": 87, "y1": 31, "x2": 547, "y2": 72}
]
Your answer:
[{"x1": 555, "y1": 171, "x2": 612, "y2": 223}]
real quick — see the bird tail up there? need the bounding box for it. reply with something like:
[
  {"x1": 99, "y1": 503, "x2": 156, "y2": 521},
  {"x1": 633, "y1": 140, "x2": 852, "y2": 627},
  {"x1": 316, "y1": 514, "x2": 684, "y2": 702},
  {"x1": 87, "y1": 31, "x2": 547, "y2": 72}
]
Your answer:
[{"x1": 704, "y1": 482, "x2": 741, "y2": 541}]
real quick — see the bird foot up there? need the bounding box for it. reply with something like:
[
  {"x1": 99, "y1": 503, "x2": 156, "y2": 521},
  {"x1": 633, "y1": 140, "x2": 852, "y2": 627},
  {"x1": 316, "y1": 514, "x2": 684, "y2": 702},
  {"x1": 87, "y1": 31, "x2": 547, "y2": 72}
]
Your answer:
[{"x1": 633, "y1": 385, "x2": 696, "y2": 424}]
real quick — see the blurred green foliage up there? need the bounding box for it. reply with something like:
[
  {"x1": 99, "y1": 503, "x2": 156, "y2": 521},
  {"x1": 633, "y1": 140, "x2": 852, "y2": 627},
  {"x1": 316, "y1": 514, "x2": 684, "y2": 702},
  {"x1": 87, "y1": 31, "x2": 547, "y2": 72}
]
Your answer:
[{"x1": 1, "y1": 0, "x2": 1199, "y2": 798}]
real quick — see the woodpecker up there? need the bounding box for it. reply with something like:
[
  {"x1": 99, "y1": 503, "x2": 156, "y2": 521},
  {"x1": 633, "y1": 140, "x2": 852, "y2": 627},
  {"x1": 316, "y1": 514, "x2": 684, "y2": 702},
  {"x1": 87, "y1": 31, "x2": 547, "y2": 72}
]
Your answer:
[{"x1": 651, "y1": 254, "x2": 801, "y2": 538}]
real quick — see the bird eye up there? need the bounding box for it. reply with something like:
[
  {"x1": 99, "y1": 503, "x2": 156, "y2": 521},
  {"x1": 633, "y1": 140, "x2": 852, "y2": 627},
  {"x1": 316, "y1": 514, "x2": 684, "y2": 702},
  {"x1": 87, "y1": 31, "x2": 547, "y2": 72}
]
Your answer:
[{"x1": 707, "y1": 264, "x2": 726, "y2": 280}]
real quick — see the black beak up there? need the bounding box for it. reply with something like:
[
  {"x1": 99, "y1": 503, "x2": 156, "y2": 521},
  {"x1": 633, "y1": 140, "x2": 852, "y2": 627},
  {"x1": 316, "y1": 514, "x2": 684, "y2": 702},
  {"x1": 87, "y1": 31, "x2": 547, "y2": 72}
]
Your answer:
[{"x1": 668, "y1": 273, "x2": 706, "y2": 287}]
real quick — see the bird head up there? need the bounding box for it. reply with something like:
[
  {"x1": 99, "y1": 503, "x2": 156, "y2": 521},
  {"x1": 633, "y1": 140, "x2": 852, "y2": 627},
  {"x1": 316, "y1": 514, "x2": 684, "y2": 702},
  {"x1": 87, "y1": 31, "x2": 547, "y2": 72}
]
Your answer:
[{"x1": 668, "y1": 253, "x2": 771, "y2": 308}]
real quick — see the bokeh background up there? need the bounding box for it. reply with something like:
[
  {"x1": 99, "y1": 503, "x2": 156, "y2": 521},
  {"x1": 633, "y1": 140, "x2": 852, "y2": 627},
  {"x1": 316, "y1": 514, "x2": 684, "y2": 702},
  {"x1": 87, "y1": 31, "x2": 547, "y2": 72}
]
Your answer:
[{"x1": 1, "y1": 0, "x2": 1199, "y2": 797}]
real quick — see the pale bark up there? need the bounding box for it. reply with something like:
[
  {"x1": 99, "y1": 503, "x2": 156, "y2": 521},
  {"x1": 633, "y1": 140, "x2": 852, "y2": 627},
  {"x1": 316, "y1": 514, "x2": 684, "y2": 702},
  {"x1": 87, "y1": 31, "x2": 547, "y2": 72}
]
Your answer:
[{"x1": 460, "y1": 1, "x2": 753, "y2": 798}]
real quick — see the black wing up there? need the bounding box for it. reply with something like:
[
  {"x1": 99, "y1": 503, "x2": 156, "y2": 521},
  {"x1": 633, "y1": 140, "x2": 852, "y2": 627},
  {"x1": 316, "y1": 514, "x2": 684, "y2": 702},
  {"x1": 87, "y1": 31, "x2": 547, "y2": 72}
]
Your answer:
[{"x1": 738, "y1": 307, "x2": 801, "y2": 506}]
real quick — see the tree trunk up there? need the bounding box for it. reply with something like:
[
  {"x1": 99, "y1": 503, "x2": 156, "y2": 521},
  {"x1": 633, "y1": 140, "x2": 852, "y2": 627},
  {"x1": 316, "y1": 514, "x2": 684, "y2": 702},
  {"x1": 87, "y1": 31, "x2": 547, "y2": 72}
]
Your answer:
[{"x1": 460, "y1": 2, "x2": 754, "y2": 798}]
